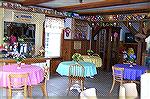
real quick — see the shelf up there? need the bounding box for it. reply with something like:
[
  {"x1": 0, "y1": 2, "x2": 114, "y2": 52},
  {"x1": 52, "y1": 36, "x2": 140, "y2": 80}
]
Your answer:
[
  {"x1": 73, "y1": 19, "x2": 89, "y2": 40},
  {"x1": 123, "y1": 43, "x2": 138, "y2": 45},
  {"x1": 24, "y1": 38, "x2": 35, "y2": 40}
]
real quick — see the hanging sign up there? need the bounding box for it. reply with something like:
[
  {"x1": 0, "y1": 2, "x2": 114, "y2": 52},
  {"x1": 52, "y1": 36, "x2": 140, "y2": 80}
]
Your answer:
[{"x1": 13, "y1": 12, "x2": 33, "y2": 22}]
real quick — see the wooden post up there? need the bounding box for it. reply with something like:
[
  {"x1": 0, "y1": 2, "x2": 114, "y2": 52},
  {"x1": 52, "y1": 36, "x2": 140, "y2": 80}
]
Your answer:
[
  {"x1": 106, "y1": 27, "x2": 112, "y2": 71},
  {"x1": 137, "y1": 42, "x2": 142, "y2": 65}
]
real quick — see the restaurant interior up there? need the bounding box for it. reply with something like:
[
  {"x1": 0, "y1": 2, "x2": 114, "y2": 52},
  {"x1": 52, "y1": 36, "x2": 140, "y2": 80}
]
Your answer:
[{"x1": 0, "y1": 0, "x2": 150, "y2": 99}]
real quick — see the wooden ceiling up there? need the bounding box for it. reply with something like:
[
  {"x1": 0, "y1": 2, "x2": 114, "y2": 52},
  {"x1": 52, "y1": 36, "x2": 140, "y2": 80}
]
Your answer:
[{"x1": 4, "y1": 0, "x2": 150, "y2": 15}]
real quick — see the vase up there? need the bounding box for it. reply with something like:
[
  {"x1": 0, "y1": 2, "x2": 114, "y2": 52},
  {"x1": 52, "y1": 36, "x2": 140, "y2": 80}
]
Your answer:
[
  {"x1": 129, "y1": 61, "x2": 133, "y2": 67},
  {"x1": 17, "y1": 62, "x2": 21, "y2": 69}
]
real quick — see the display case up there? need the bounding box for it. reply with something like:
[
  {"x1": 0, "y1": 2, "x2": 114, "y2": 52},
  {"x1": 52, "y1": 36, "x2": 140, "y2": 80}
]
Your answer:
[
  {"x1": 73, "y1": 19, "x2": 90, "y2": 40},
  {"x1": 2, "y1": 22, "x2": 35, "y2": 58},
  {"x1": 64, "y1": 18, "x2": 91, "y2": 40}
]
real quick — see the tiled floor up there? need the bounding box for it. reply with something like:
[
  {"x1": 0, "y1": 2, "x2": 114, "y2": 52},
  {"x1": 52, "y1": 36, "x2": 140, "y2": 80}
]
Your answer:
[
  {"x1": 0, "y1": 68, "x2": 121, "y2": 99},
  {"x1": 32, "y1": 68, "x2": 120, "y2": 98}
]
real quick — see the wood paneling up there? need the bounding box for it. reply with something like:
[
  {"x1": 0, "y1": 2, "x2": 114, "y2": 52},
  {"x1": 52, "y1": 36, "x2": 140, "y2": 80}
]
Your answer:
[
  {"x1": 61, "y1": 18, "x2": 90, "y2": 61},
  {"x1": 0, "y1": 57, "x2": 51, "y2": 65},
  {"x1": 5, "y1": 0, "x2": 52, "y2": 5},
  {"x1": 56, "y1": 0, "x2": 150, "y2": 11},
  {"x1": 92, "y1": 26, "x2": 121, "y2": 71},
  {"x1": 79, "y1": 6, "x2": 150, "y2": 15},
  {"x1": 50, "y1": 58, "x2": 62, "y2": 75},
  {"x1": 61, "y1": 39, "x2": 90, "y2": 61}
]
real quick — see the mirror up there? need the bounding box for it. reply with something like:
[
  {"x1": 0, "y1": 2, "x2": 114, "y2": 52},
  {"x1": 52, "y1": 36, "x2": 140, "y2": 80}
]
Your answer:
[{"x1": 2, "y1": 21, "x2": 36, "y2": 58}]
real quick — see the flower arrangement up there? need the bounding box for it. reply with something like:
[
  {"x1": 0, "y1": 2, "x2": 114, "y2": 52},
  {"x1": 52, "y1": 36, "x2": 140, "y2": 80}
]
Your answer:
[
  {"x1": 123, "y1": 48, "x2": 136, "y2": 63},
  {"x1": 72, "y1": 53, "x2": 83, "y2": 62},
  {"x1": 3, "y1": 36, "x2": 9, "y2": 43},
  {"x1": 13, "y1": 53, "x2": 26, "y2": 63},
  {"x1": 87, "y1": 49, "x2": 94, "y2": 55}
]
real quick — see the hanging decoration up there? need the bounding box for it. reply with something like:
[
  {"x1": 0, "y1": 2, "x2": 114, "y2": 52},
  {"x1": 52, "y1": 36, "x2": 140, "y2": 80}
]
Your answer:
[{"x1": 0, "y1": 1, "x2": 149, "y2": 22}]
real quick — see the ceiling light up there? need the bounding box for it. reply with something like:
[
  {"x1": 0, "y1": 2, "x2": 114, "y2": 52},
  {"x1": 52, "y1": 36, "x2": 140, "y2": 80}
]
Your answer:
[{"x1": 79, "y1": 0, "x2": 83, "y2": 3}]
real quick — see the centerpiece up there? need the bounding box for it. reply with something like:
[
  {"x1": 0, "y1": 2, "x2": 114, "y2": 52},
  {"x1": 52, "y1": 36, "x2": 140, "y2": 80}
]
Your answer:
[
  {"x1": 87, "y1": 49, "x2": 94, "y2": 56},
  {"x1": 13, "y1": 53, "x2": 26, "y2": 69},
  {"x1": 72, "y1": 53, "x2": 83, "y2": 63},
  {"x1": 123, "y1": 48, "x2": 136, "y2": 67}
]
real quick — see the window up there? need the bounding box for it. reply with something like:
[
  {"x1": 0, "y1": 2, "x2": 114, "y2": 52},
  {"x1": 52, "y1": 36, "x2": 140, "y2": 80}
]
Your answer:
[{"x1": 45, "y1": 17, "x2": 64, "y2": 57}]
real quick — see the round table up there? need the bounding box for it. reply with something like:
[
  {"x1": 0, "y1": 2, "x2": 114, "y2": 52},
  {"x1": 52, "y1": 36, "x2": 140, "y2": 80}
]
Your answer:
[
  {"x1": 0, "y1": 64, "x2": 44, "y2": 87},
  {"x1": 56, "y1": 61, "x2": 97, "y2": 77},
  {"x1": 82, "y1": 55, "x2": 102, "y2": 68},
  {"x1": 115, "y1": 64, "x2": 150, "y2": 80}
]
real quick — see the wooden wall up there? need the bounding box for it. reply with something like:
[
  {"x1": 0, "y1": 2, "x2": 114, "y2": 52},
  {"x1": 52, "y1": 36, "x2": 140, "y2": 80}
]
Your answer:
[{"x1": 61, "y1": 39, "x2": 90, "y2": 61}]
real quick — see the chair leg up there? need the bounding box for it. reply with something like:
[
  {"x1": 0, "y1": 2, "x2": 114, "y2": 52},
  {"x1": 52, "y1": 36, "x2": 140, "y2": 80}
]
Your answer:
[
  {"x1": 40, "y1": 82, "x2": 48, "y2": 96},
  {"x1": 8, "y1": 88, "x2": 12, "y2": 99},
  {"x1": 24, "y1": 86, "x2": 27, "y2": 99},
  {"x1": 80, "y1": 80, "x2": 84, "y2": 91},
  {"x1": 28, "y1": 86, "x2": 33, "y2": 98},
  {"x1": 67, "y1": 79, "x2": 72, "y2": 96},
  {"x1": 110, "y1": 80, "x2": 116, "y2": 94}
]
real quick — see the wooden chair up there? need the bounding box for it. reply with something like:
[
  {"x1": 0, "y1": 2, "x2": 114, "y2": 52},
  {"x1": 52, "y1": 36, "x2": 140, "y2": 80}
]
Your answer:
[
  {"x1": 80, "y1": 88, "x2": 97, "y2": 99},
  {"x1": 28, "y1": 64, "x2": 49, "y2": 97},
  {"x1": 145, "y1": 70, "x2": 150, "y2": 73},
  {"x1": 119, "y1": 83, "x2": 138, "y2": 99},
  {"x1": 92, "y1": 53, "x2": 100, "y2": 57},
  {"x1": 8, "y1": 73, "x2": 29, "y2": 99},
  {"x1": 67, "y1": 63, "x2": 85, "y2": 95},
  {"x1": 109, "y1": 66, "x2": 125, "y2": 94}
]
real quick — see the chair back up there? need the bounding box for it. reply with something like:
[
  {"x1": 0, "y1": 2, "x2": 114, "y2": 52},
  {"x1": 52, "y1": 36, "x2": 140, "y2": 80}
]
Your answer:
[
  {"x1": 69, "y1": 63, "x2": 85, "y2": 79},
  {"x1": 145, "y1": 70, "x2": 150, "y2": 73},
  {"x1": 43, "y1": 63, "x2": 49, "y2": 80},
  {"x1": 119, "y1": 85, "x2": 126, "y2": 99},
  {"x1": 92, "y1": 53, "x2": 100, "y2": 57},
  {"x1": 80, "y1": 88, "x2": 97, "y2": 99},
  {"x1": 8, "y1": 73, "x2": 28, "y2": 98},
  {"x1": 112, "y1": 66, "x2": 124, "y2": 83},
  {"x1": 67, "y1": 63, "x2": 85, "y2": 95}
]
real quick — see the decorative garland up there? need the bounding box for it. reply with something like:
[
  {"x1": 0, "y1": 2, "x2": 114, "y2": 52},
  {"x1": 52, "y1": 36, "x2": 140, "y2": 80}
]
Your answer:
[{"x1": 1, "y1": 1, "x2": 149, "y2": 22}]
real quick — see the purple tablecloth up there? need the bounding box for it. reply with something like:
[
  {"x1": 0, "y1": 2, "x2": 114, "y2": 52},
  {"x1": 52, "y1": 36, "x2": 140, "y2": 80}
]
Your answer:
[
  {"x1": 115, "y1": 64, "x2": 150, "y2": 80},
  {"x1": 0, "y1": 64, "x2": 44, "y2": 87}
]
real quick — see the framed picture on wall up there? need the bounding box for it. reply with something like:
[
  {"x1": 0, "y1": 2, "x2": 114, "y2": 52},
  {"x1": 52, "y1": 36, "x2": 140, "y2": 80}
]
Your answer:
[{"x1": 64, "y1": 27, "x2": 72, "y2": 39}]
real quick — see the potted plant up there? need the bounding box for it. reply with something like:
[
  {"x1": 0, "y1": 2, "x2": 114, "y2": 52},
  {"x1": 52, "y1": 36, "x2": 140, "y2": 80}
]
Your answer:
[
  {"x1": 72, "y1": 53, "x2": 83, "y2": 62},
  {"x1": 13, "y1": 53, "x2": 26, "y2": 69},
  {"x1": 87, "y1": 49, "x2": 94, "y2": 56}
]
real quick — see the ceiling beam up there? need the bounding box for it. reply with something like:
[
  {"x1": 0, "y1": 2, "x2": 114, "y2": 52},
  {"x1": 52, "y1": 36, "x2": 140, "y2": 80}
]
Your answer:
[
  {"x1": 56, "y1": 0, "x2": 150, "y2": 11},
  {"x1": 78, "y1": 6, "x2": 150, "y2": 15},
  {"x1": 4, "y1": 0, "x2": 53, "y2": 5}
]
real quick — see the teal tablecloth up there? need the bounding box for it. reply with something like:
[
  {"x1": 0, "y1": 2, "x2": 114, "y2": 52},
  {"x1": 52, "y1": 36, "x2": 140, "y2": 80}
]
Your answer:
[{"x1": 56, "y1": 61, "x2": 97, "y2": 77}]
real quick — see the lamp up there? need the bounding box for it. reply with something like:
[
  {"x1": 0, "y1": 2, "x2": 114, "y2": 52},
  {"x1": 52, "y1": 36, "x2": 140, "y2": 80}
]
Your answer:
[{"x1": 79, "y1": 0, "x2": 83, "y2": 3}]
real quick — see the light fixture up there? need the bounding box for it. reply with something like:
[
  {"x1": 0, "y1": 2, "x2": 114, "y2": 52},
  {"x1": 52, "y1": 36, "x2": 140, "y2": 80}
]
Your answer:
[{"x1": 79, "y1": 0, "x2": 83, "y2": 3}]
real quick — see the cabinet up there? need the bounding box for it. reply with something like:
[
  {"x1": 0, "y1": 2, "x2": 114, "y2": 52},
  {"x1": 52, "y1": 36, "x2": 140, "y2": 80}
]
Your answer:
[
  {"x1": 50, "y1": 58, "x2": 62, "y2": 75},
  {"x1": 64, "y1": 18, "x2": 90, "y2": 40},
  {"x1": 3, "y1": 22, "x2": 35, "y2": 57},
  {"x1": 119, "y1": 42, "x2": 146, "y2": 65},
  {"x1": 119, "y1": 42, "x2": 138, "y2": 63},
  {"x1": 73, "y1": 19, "x2": 90, "y2": 40}
]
